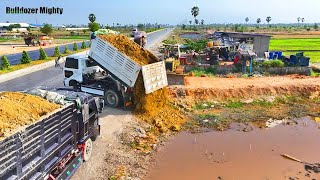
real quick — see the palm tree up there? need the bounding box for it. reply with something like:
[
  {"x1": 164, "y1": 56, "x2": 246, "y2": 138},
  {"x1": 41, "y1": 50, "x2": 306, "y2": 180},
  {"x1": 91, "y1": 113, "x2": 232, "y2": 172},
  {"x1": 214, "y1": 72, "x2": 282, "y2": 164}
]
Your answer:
[
  {"x1": 195, "y1": 19, "x2": 199, "y2": 25},
  {"x1": 297, "y1": 17, "x2": 301, "y2": 26},
  {"x1": 191, "y1": 6, "x2": 200, "y2": 25},
  {"x1": 88, "y1": 14, "x2": 96, "y2": 23},
  {"x1": 257, "y1": 18, "x2": 261, "y2": 25},
  {"x1": 189, "y1": 20, "x2": 192, "y2": 26},
  {"x1": 245, "y1": 17, "x2": 249, "y2": 24},
  {"x1": 301, "y1": 18, "x2": 305, "y2": 23},
  {"x1": 266, "y1": 16, "x2": 272, "y2": 26},
  {"x1": 201, "y1": 19, "x2": 204, "y2": 25}
]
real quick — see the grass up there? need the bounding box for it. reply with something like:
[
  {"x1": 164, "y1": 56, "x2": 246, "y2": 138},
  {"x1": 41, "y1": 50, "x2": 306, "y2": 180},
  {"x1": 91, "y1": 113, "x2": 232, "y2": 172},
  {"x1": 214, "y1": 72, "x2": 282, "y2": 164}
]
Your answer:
[
  {"x1": 190, "y1": 67, "x2": 217, "y2": 77},
  {"x1": 269, "y1": 38, "x2": 320, "y2": 51},
  {"x1": 0, "y1": 49, "x2": 88, "y2": 75},
  {"x1": 225, "y1": 101, "x2": 244, "y2": 108},
  {"x1": 0, "y1": 37, "x2": 21, "y2": 42},
  {"x1": 269, "y1": 37, "x2": 320, "y2": 63},
  {"x1": 0, "y1": 59, "x2": 53, "y2": 75},
  {"x1": 251, "y1": 100, "x2": 274, "y2": 107},
  {"x1": 56, "y1": 36, "x2": 89, "y2": 40},
  {"x1": 193, "y1": 102, "x2": 216, "y2": 110}
]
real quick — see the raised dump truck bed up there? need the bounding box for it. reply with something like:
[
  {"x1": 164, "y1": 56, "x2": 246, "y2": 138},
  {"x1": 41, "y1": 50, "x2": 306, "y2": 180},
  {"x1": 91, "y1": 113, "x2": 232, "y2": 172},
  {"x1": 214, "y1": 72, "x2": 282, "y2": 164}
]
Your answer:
[
  {"x1": 89, "y1": 36, "x2": 168, "y2": 94},
  {"x1": 0, "y1": 89, "x2": 101, "y2": 180}
]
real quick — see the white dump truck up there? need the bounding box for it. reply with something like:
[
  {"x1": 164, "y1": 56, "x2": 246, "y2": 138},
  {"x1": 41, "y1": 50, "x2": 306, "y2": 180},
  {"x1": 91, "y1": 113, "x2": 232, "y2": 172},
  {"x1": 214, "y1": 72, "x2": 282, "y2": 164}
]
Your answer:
[{"x1": 64, "y1": 35, "x2": 168, "y2": 108}]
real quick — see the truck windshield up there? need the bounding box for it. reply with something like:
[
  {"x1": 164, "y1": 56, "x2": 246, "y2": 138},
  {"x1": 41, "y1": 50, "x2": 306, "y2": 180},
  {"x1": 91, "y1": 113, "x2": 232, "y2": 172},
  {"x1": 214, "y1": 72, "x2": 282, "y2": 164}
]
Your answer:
[{"x1": 65, "y1": 58, "x2": 78, "y2": 69}]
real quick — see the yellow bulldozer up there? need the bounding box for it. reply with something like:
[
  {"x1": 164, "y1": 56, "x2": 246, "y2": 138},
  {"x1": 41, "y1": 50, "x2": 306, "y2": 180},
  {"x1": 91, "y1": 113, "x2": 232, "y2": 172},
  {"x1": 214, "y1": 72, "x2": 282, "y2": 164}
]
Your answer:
[{"x1": 161, "y1": 44, "x2": 181, "y2": 72}]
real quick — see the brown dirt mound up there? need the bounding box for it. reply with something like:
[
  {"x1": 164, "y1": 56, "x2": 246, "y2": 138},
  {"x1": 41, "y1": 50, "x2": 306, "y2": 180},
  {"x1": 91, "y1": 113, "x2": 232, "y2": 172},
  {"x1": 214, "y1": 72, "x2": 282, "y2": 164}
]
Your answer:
[
  {"x1": 99, "y1": 34, "x2": 186, "y2": 131},
  {"x1": 0, "y1": 92, "x2": 60, "y2": 139},
  {"x1": 169, "y1": 76, "x2": 320, "y2": 102},
  {"x1": 98, "y1": 34, "x2": 158, "y2": 65}
]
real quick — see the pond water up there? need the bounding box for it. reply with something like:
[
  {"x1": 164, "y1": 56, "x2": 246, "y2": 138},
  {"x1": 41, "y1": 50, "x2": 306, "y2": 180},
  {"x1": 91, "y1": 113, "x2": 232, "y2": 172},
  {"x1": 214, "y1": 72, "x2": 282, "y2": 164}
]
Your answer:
[
  {"x1": 146, "y1": 117, "x2": 320, "y2": 180},
  {"x1": 180, "y1": 33, "x2": 202, "y2": 40}
]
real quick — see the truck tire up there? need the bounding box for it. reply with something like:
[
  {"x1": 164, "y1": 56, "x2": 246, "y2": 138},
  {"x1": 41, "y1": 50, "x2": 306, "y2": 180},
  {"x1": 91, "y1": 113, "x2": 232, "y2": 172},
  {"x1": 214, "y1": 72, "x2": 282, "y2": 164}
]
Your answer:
[
  {"x1": 105, "y1": 89, "x2": 120, "y2": 108},
  {"x1": 83, "y1": 138, "x2": 93, "y2": 162},
  {"x1": 91, "y1": 119, "x2": 99, "y2": 141}
]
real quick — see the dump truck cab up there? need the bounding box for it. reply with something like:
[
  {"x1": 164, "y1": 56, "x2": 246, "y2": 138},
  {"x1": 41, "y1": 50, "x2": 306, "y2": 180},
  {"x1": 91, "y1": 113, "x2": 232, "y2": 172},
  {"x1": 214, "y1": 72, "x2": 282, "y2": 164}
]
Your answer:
[{"x1": 64, "y1": 56, "x2": 133, "y2": 108}]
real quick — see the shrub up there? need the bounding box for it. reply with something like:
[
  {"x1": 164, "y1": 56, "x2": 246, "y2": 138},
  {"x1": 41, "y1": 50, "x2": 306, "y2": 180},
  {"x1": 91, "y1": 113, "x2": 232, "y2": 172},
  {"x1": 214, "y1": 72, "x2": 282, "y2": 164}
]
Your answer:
[
  {"x1": 53, "y1": 46, "x2": 61, "y2": 57},
  {"x1": 88, "y1": 42, "x2": 92, "y2": 48},
  {"x1": 206, "y1": 66, "x2": 217, "y2": 74},
  {"x1": 39, "y1": 48, "x2": 48, "y2": 60},
  {"x1": 1, "y1": 55, "x2": 10, "y2": 69},
  {"x1": 20, "y1": 51, "x2": 32, "y2": 64},
  {"x1": 270, "y1": 60, "x2": 284, "y2": 67},
  {"x1": 262, "y1": 60, "x2": 284, "y2": 68},
  {"x1": 64, "y1": 46, "x2": 70, "y2": 54},
  {"x1": 81, "y1": 41, "x2": 86, "y2": 49},
  {"x1": 73, "y1": 43, "x2": 78, "y2": 51}
]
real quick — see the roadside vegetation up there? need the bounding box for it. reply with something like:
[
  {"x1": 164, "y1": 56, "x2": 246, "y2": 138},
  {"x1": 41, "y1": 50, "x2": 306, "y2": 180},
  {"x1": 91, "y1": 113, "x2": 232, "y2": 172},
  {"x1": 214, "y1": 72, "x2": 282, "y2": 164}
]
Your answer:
[{"x1": 0, "y1": 48, "x2": 88, "y2": 75}]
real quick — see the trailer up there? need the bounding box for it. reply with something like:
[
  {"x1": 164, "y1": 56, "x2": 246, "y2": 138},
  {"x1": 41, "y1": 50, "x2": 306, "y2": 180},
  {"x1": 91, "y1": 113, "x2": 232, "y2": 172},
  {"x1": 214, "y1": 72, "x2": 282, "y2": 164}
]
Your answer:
[
  {"x1": 64, "y1": 35, "x2": 168, "y2": 108},
  {"x1": 0, "y1": 89, "x2": 102, "y2": 180}
]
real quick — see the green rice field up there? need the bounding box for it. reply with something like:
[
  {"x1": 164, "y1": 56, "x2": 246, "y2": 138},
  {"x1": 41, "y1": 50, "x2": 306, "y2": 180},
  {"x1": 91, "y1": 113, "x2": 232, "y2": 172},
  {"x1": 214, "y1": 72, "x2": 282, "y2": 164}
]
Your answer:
[{"x1": 269, "y1": 38, "x2": 320, "y2": 63}]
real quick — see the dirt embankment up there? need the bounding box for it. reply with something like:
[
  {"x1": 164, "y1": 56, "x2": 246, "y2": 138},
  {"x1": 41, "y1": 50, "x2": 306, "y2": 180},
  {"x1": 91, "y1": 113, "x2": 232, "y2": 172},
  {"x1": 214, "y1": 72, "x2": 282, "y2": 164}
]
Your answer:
[{"x1": 169, "y1": 76, "x2": 320, "y2": 102}]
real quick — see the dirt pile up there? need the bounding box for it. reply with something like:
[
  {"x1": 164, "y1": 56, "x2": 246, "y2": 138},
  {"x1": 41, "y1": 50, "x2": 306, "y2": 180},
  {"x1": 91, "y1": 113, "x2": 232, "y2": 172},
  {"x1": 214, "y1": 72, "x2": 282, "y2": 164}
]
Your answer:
[
  {"x1": 98, "y1": 34, "x2": 158, "y2": 65},
  {"x1": 0, "y1": 92, "x2": 60, "y2": 139},
  {"x1": 99, "y1": 34, "x2": 186, "y2": 132}
]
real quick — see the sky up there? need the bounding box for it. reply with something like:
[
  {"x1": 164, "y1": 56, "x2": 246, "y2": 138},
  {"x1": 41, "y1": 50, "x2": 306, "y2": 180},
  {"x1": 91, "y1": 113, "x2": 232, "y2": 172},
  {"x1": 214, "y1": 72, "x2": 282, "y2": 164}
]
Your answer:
[{"x1": 0, "y1": 0, "x2": 319, "y2": 25}]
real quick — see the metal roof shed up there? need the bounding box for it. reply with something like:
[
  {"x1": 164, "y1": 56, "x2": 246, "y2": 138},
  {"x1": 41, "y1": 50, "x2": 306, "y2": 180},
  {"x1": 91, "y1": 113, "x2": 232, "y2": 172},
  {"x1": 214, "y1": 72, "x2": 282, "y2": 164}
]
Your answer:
[{"x1": 215, "y1": 32, "x2": 272, "y2": 58}]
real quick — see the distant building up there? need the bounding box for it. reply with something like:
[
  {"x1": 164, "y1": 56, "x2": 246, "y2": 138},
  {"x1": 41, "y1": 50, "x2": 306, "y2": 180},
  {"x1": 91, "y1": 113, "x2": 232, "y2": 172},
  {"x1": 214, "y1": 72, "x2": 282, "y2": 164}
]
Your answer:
[
  {"x1": 213, "y1": 32, "x2": 272, "y2": 58},
  {"x1": 66, "y1": 28, "x2": 89, "y2": 31},
  {"x1": 29, "y1": 24, "x2": 43, "y2": 28},
  {"x1": 0, "y1": 23, "x2": 30, "y2": 32},
  {"x1": 0, "y1": 23, "x2": 30, "y2": 27}
]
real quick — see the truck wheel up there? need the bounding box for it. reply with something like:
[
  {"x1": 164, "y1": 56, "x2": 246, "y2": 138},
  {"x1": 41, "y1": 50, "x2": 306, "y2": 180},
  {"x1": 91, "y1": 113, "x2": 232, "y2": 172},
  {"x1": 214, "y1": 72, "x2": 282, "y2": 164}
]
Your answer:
[
  {"x1": 83, "y1": 138, "x2": 93, "y2": 162},
  {"x1": 105, "y1": 89, "x2": 120, "y2": 108},
  {"x1": 91, "y1": 119, "x2": 99, "y2": 141}
]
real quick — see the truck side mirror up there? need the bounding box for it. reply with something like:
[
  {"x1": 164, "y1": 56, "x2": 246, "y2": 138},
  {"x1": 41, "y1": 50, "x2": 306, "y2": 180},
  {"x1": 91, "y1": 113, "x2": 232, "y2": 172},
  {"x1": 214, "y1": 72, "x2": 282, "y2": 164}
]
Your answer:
[
  {"x1": 99, "y1": 99, "x2": 104, "y2": 113},
  {"x1": 95, "y1": 98, "x2": 104, "y2": 113}
]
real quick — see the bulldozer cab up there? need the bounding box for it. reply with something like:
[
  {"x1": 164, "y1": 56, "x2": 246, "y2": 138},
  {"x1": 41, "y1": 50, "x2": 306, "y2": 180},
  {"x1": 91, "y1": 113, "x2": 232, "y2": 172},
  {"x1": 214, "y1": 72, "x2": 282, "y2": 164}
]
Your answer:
[
  {"x1": 161, "y1": 44, "x2": 182, "y2": 72},
  {"x1": 23, "y1": 33, "x2": 36, "y2": 46},
  {"x1": 162, "y1": 44, "x2": 181, "y2": 60}
]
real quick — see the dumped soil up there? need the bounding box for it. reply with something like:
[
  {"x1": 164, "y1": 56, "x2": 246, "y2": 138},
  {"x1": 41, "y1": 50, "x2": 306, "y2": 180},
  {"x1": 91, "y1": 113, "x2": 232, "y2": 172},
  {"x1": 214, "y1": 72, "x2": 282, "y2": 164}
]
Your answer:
[
  {"x1": 147, "y1": 117, "x2": 320, "y2": 180},
  {"x1": 99, "y1": 34, "x2": 186, "y2": 132},
  {"x1": 98, "y1": 34, "x2": 158, "y2": 66},
  {"x1": 0, "y1": 92, "x2": 60, "y2": 139},
  {"x1": 170, "y1": 76, "x2": 320, "y2": 102}
]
